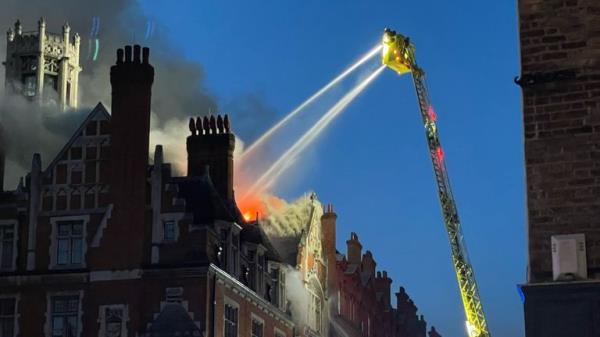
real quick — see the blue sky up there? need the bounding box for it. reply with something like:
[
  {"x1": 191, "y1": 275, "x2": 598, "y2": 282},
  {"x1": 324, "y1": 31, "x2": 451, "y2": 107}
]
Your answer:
[{"x1": 139, "y1": 1, "x2": 524, "y2": 336}]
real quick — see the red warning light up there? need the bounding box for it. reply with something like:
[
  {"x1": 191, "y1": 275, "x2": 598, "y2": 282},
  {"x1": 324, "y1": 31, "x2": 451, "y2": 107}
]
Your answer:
[{"x1": 435, "y1": 147, "x2": 444, "y2": 165}]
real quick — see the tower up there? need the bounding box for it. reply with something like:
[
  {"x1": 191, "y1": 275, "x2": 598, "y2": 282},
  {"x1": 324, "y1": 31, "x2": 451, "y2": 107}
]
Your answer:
[
  {"x1": 3, "y1": 18, "x2": 81, "y2": 108},
  {"x1": 517, "y1": 0, "x2": 600, "y2": 335}
]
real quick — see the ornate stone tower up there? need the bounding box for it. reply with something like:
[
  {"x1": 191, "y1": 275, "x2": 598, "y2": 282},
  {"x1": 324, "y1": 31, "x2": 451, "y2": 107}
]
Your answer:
[{"x1": 3, "y1": 18, "x2": 81, "y2": 108}]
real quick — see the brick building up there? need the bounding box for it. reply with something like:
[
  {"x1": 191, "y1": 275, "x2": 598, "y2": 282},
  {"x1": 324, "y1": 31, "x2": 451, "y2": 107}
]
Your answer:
[
  {"x1": 517, "y1": 0, "x2": 600, "y2": 335},
  {"x1": 0, "y1": 42, "x2": 439, "y2": 337}
]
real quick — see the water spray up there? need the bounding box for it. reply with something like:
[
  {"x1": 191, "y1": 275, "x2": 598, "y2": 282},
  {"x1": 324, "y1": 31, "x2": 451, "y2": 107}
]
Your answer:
[
  {"x1": 242, "y1": 65, "x2": 385, "y2": 199},
  {"x1": 238, "y1": 44, "x2": 382, "y2": 164}
]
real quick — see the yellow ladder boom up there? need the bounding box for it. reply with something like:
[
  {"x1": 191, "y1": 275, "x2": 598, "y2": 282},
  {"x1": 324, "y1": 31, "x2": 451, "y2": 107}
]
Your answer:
[{"x1": 381, "y1": 28, "x2": 490, "y2": 337}]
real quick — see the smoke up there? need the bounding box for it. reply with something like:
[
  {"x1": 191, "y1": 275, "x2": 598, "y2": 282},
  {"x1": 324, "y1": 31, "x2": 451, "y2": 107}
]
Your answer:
[
  {"x1": 0, "y1": 0, "x2": 277, "y2": 187},
  {"x1": 0, "y1": 94, "x2": 89, "y2": 186},
  {"x1": 283, "y1": 265, "x2": 310, "y2": 326}
]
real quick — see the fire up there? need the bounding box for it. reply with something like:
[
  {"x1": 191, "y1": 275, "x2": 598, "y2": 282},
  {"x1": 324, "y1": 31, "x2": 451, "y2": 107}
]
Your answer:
[
  {"x1": 237, "y1": 193, "x2": 266, "y2": 223},
  {"x1": 236, "y1": 191, "x2": 287, "y2": 223}
]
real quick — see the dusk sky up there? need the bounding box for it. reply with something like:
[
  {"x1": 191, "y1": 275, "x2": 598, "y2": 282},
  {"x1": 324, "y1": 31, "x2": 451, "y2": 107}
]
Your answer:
[
  {"x1": 134, "y1": 1, "x2": 524, "y2": 336},
  {"x1": 138, "y1": 1, "x2": 520, "y2": 336}
]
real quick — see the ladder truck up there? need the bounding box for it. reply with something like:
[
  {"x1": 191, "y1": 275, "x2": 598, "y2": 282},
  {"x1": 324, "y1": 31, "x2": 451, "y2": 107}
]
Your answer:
[{"x1": 381, "y1": 28, "x2": 490, "y2": 337}]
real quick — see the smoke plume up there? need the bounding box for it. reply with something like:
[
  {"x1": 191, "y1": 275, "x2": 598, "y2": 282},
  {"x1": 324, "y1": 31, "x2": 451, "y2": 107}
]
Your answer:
[
  {"x1": 283, "y1": 266, "x2": 310, "y2": 326},
  {"x1": 0, "y1": 0, "x2": 276, "y2": 187}
]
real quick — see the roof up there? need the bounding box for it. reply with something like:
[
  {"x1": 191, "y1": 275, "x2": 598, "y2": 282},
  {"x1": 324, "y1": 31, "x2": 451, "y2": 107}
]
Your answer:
[
  {"x1": 240, "y1": 222, "x2": 282, "y2": 261},
  {"x1": 170, "y1": 171, "x2": 242, "y2": 225},
  {"x1": 44, "y1": 102, "x2": 110, "y2": 173},
  {"x1": 145, "y1": 304, "x2": 202, "y2": 337}
]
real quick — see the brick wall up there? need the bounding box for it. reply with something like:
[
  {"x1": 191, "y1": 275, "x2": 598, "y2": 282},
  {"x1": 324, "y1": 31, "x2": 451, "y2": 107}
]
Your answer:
[{"x1": 519, "y1": 0, "x2": 600, "y2": 282}]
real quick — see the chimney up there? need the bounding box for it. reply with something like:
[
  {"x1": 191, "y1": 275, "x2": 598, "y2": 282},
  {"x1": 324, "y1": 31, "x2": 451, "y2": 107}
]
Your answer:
[
  {"x1": 428, "y1": 326, "x2": 441, "y2": 337},
  {"x1": 108, "y1": 45, "x2": 154, "y2": 268},
  {"x1": 346, "y1": 232, "x2": 362, "y2": 265},
  {"x1": 186, "y1": 115, "x2": 235, "y2": 200},
  {"x1": 374, "y1": 270, "x2": 392, "y2": 310},
  {"x1": 361, "y1": 250, "x2": 376, "y2": 277},
  {"x1": 321, "y1": 203, "x2": 337, "y2": 297}
]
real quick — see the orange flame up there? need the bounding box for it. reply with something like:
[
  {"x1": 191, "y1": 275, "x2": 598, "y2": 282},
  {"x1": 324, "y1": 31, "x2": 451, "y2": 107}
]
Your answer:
[{"x1": 236, "y1": 192, "x2": 288, "y2": 223}]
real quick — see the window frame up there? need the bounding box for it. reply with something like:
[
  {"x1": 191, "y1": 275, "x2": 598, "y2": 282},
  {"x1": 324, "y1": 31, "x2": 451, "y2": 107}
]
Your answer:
[
  {"x1": 223, "y1": 297, "x2": 239, "y2": 337},
  {"x1": 45, "y1": 291, "x2": 83, "y2": 337},
  {"x1": 49, "y1": 216, "x2": 89, "y2": 270},
  {"x1": 0, "y1": 220, "x2": 17, "y2": 272},
  {"x1": 0, "y1": 294, "x2": 19, "y2": 337},
  {"x1": 160, "y1": 213, "x2": 183, "y2": 243},
  {"x1": 250, "y1": 314, "x2": 264, "y2": 337}
]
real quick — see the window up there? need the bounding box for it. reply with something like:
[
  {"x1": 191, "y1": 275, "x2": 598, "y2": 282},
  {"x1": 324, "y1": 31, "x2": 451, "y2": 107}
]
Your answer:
[
  {"x1": 99, "y1": 305, "x2": 127, "y2": 337},
  {"x1": 308, "y1": 288, "x2": 321, "y2": 333},
  {"x1": 278, "y1": 269, "x2": 286, "y2": 310},
  {"x1": 23, "y1": 76, "x2": 36, "y2": 97},
  {"x1": 274, "y1": 329, "x2": 285, "y2": 337},
  {"x1": 0, "y1": 225, "x2": 15, "y2": 271},
  {"x1": 0, "y1": 298, "x2": 16, "y2": 337},
  {"x1": 231, "y1": 234, "x2": 239, "y2": 277},
  {"x1": 251, "y1": 318, "x2": 263, "y2": 337},
  {"x1": 56, "y1": 221, "x2": 83, "y2": 267},
  {"x1": 223, "y1": 304, "x2": 237, "y2": 337},
  {"x1": 163, "y1": 221, "x2": 176, "y2": 242},
  {"x1": 50, "y1": 296, "x2": 79, "y2": 337}
]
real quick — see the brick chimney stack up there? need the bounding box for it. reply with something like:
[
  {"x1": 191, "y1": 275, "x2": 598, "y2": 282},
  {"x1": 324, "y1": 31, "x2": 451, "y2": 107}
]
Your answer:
[
  {"x1": 108, "y1": 45, "x2": 154, "y2": 268},
  {"x1": 321, "y1": 203, "x2": 337, "y2": 296},
  {"x1": 346, "y1": 232, "x2": 362, "y2": 265},
  {"x1": 186, "y1": 115, "x2": 235, "y2": 200},
  {"x1": 375, "y1": 270, "x2": 392, "y2": 310},
  {"x1": 361, "y1": 250, "x2": 376, "y2": 277}
]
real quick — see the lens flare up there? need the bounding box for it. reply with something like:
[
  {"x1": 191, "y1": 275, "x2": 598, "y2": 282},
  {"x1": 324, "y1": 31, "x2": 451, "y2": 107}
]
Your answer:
[
  {"x1": 238, "y1": 44, "x2": 382, "y2": 164},
  {"x1": 242, "y1": 65, "x2": 386, "y2": 199}
]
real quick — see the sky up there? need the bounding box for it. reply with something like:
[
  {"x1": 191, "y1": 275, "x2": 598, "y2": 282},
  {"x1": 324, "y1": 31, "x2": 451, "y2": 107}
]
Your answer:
[
  {"x1": 3, "y1": 0, "x2": 522, "y2": 335},
  {"x1": 134, "y1": 1, "x2": 525, "y2": 336}
]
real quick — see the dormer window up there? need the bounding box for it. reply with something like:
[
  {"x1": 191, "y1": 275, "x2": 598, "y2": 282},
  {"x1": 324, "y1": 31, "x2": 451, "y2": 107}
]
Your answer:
[
  {"x1": 57, "y1": 222, "x2": 83, "y2": 266},
  {"x1": 50, "y1": 216, "x2": 89, "y2": 269}
]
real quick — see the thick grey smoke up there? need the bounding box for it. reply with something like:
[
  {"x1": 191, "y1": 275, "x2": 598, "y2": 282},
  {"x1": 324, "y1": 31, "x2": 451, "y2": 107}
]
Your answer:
[
  {"x1": 0, "y1": 0, "x2": 277, "y2": 187},
  {"x1": 259, "y1": 194, "x2": 323, "y2": 265}
]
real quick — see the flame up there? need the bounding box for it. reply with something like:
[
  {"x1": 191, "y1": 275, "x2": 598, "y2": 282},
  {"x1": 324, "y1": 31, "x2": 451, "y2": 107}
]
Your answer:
[
  {"x1": 237, "y1": 193, "x2": 266, "y2": 222},
  {"x1": 236, "y1": 191, "x2": 287, "y2": 223}
]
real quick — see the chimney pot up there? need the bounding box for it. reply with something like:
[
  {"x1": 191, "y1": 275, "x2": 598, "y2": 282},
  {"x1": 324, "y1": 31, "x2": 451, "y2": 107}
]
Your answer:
[
  {"x1": 133, "y1": 45, "x2": 141, "y2": 63},
  {"x1": 124, "y1": 45, "x2": 132, "y2": 63},
  {"x1": 116, "y1": 48, "x2": 124, "y2": 64},
  {"x1": 142, "y1": 47, "x2": 150, "y2": 64}
]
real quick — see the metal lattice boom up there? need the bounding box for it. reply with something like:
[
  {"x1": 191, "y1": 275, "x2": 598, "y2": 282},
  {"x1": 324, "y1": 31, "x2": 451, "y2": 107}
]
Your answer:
[{"x1": 381, "y1": 28, "x2": 490, "y2": 337}]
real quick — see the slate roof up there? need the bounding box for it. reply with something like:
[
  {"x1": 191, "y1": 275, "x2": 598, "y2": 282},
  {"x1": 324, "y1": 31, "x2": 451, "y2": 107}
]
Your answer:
[{"x1": 170, "y1": 170, "x2": 243, "y2": 225}]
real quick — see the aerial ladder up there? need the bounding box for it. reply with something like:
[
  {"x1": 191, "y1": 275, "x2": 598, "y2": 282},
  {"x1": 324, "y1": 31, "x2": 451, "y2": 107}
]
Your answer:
[{"x1": 381, "y1": 28, "x2": 490, "y2": 337}]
